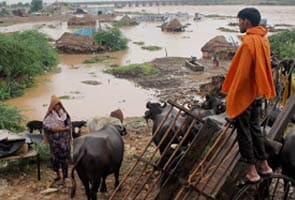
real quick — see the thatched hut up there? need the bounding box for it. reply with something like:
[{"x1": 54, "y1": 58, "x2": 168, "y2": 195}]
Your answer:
[
  {"x1": 161, "y1": 18, "x2": 184, "y2": 32},
  {"x1": 56, "y1": 32, "x2": 105, "y2": 53},
  {"x1": 67, "y1": 15, "x2": 96, "y2": 26},
  {"x1": 201, "y1": 35, "x2": 238, "y2": 60},
  {"x1": 119, "y1": 15, "x2": 138, "y2": 25},
  {"x1": 74, "y1": 8, "x2": 87, "y2": 14},
  {"x1": 12, "y1": 9, "x2": 29, "y2": 17}
]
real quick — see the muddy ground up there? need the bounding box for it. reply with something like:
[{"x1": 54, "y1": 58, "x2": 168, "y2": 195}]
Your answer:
[{"x1": 0, "y1": 56, "x2": 231, "y2": 200}]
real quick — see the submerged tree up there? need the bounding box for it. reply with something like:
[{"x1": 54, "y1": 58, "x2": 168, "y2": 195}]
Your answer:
[
  {"x1": 30, "y1": 0, "x2": 43, "y2": 13},
  {"x1": 94, "y1": 27, "x2": 128, "y2": 51}
]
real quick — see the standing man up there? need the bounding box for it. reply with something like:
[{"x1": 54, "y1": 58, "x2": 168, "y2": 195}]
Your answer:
[{"x1": 222, "y1": 8, "x2": 275, "y2": 184}]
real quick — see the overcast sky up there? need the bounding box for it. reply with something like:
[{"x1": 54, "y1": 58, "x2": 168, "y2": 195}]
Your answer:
[{"x1": 1, "y1": 0, "x2": 132, "y2": 4}]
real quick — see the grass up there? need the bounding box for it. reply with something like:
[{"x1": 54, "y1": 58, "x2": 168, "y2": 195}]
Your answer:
[
  {"x1": 106, "y1": 62, "x2": 158, "y2": 77},
  {"x1": 141, "y1": 45, "x2": 162, "y2": 51},
  {"x1": 133, "y1": 41, "x2": 145, "y2": 46},
  {"x1": 83, "y1": 55, "x2": 114, "y2": 64}
]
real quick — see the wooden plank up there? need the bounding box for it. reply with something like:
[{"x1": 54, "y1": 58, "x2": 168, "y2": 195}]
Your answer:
[
  {"x1": 216, "y1": 93, "x2": 295, "y2": 199},
  {"x1": 155, "y1": 118, "x2": 221, "y2": 200}
]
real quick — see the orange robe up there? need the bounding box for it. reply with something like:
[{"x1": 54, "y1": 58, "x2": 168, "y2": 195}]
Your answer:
[{"x1": 221, "y1": 26, "x2": 276, "y2": 119}]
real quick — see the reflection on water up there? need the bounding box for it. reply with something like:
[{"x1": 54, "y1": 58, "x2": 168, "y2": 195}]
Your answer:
[{"x1": 3, "y1": 5, "x2": 295, "y2": 120}]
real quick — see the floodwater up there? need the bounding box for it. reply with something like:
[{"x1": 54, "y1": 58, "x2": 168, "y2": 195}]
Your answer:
[{"x1": 2, "y1": 5, "x2": 295, "y2": 121}]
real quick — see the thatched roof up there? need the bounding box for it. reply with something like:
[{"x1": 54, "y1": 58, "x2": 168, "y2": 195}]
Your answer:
[
  {"x1": 119, "y1": 15, "x2": 138, "y2": 25},
  {"x1": 56, "y1": 32, "x2": 105, "y2": 53},
  {"x1": 201, "y1": 35, "x2": 237, "y2": 59},
  {"x1": 161, "y1": 18, "x2": 184, "y2": 31},
  {"x1": 201, "y1": 35, "x2": 237, "y2": 52},
  {"x1": 67, "y1": 15, "x2": 96, "y2": 26},
  {"x1": 12, "y1": 9, "x2": 29, "y2": 17}
]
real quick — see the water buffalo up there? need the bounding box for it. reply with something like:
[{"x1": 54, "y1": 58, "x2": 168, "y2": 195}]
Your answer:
[
  {"x1": 278, "y1": 131, "x2": 295, "y2": 182},
  {"x1": 71, "y1": 124, "x2": 127, "y2": 200},
  {"x1": 144, "y1": 101, "x2": 186, "y2": 154}
]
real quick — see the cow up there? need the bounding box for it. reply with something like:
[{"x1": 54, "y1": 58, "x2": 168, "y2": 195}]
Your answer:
[
  {"x1": 71, "y1": 124, "x2": 127, "y2": 200},
  {"x1": 71, "y1": 120, "x2": 87, "y2": 139}
]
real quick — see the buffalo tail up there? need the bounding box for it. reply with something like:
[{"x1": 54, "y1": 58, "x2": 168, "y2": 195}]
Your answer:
[{"x1": 70, "y1": 148, "x2": 86, "y2": 199}]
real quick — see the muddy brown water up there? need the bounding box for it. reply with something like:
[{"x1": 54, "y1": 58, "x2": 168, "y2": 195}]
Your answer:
[{"x1": 2, "y1": 5, "x2": 295, "y2": 121}]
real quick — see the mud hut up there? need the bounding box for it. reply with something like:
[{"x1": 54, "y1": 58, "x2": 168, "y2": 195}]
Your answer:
[
  {"x1": 56, "y1": 32, "x2": 104, "y2": 53},
  {"x1": 161, "y1": 18, "x2": 184, "y2": 32},
  {"x1": 67, "y1": 15, "x2": 96, "y2": 26},
  {"x1": 119, "y1": 15, "x2": 138, "y2": 25},
  {"x1": 74, "y1": 8, "x2": 87, "y2": 14},
  {"x1": 201, "y1": 35, "x2": 238, "y2": 60},
  {"x1": 12, "y1": 9, "x2": 29, "y2": 17}
]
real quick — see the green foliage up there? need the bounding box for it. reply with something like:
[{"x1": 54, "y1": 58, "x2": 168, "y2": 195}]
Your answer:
[
  {"x1": 0, "y1": 30, "x2": 58, "y2": 100},
  {"x1": 0, "y1": 103, "x2": 24, "y2": 132},
  {"x1": 83, "y1": 55, "x2": 114, "y2": 64},
  {"x1": 141, "y1": 45, "x2": 162, "y2": 51},
  {"x1": 94, "y1": 28, "x2": 128, "y2": 51},
  {"x1": 269, "y1": 29, "x2": 295, "y2": 59},
  {"x1": 133, "y1": 41, "x2": 144, "y2": 46},
  {"x1": 106, "y1": 63, "x2": 158, "y2": 77},
  {"x1": 32, "y1": 143, "x2": 50, "y2": 161},
  {"x1": 29, "y1": 0, "x2": 43, "y2": 13}
]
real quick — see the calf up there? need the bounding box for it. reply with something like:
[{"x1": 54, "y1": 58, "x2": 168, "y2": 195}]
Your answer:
[
  {"x1": 26, "y1": 120, "x2": 43, "y2": 134},
  {"x1": 71, "y1": 120, "x2": 87, "y2": 139}
]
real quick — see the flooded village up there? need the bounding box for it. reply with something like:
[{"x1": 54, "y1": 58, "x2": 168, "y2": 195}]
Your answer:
[{"x1": 1, "y1": 0, "x2": 295, "y2": 199}]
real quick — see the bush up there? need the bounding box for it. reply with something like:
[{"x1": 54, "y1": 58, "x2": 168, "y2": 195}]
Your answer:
[
  {"x1": 94, "y1": 27, "x2": 128, "y2": 51},
  {"x1": 0, "y1": 30, "x2": 58, "y2": 100},
  {"x1": 106, "y1": 63, "x2": 158, "y2": 77},
  {"x1": 141, "y1": 45, "x2": 162, "y2": 51},
  {"x1": 0, "y1": 103, "x2": 24, "y2": 132},
  {"x1": 269, "y1": 29, "x2": 295, "y2": 59}
]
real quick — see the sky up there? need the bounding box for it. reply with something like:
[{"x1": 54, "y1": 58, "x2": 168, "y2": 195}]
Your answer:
[{"x1": 1, "y1": 0, "x2": 135, "y2": 4}]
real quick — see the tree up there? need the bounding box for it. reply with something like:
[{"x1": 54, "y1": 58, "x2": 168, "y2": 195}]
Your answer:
[
  {"x1": 30, "y1": 0, "x2": 43, "y2": 13},
  {"x1": 269, "y1": 29, "x2": 295, "y2": 59}
]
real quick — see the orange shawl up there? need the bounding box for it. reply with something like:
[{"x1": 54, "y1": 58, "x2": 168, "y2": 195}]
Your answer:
[{"x1": 221, "y1": 26, "x2": 276, "y2": 118}]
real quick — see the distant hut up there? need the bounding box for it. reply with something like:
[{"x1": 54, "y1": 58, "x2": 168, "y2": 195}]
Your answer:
[
  {"x1": 67, "y1": 15, "x2": 96, "y2": 26},
  {"x1": 161, "y1": 18, "x2": 184, "y2": 32},
  {"x1": 74, "y1": 8, "x2": 88, "y2": 14},
  {"x1": 56, "y1": 32, "x2": 105, "y2": 53},
  {"x1": 118, "y1": 15, "x2": 138, "y2": 25},
  {"x1": 12, "y1": 9, "x2": 29, "y2": 17},
  {"x1": 201, "y1": 35, "x2": 238, "y2": 60}
]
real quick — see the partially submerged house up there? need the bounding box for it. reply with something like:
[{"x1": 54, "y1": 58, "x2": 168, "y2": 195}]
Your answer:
[
  {"x1": 118, "y1": 15, "x2": 138, "y2": 25},
  {"x1": 56, "y1": 32, "x2": 104, "y2": 53},
  {"x1": 12, "y1": 9, "x2": 29, "y2": 17},
  {"x1": 201, "y1": 35, "x2": 238, "y2": 60},
  {"x1": 67, "y1": 14, "x2": 96, "y2": 26},
  {"x1": 161, "y1": 18, "x2": 184, "y2": 32}
]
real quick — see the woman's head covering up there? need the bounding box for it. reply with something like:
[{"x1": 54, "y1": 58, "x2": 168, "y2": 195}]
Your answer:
[{"x1": 45, "y1": 95, "x2": 69, "y2": 117}]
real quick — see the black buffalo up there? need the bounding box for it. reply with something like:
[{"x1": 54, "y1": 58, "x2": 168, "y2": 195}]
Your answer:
[
  {"x1": 71, "y1": 124, "x2": 126, "y2": 200},
  {"x1": 144, "y1": 102, "x2": 186, "y2": 154},
  {"x1": 26, "y1": 120, "x2": 43, "y2": 134}
]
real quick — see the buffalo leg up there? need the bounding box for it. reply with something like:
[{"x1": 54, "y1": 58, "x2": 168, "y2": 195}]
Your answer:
[
  {"x1": 100, "y1": 176, "x2": 107, "y2": 192},
  {"x1": 77, "y1": 171, "x2": 90, "y2": 199},
  {"x1": 90, "y1": 179, "x2": 100, "y2": 200},
  {"x1": 114, "y1": 169, "x2": 120, "y2": 188}
]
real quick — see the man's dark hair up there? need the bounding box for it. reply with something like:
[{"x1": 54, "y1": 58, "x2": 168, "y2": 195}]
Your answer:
[{"x1": 237, "y1": 7, "x2": 261, "y2": 26}]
